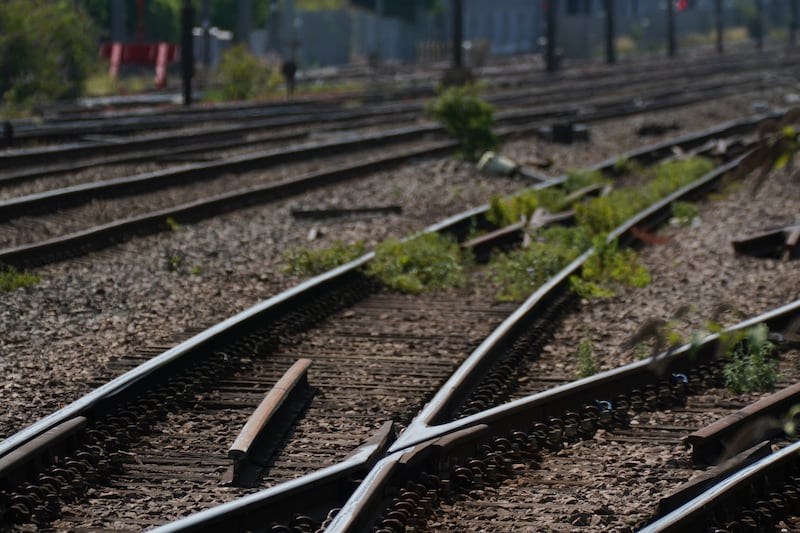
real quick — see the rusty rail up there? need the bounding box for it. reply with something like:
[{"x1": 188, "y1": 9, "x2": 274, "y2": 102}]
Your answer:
[
  {"x1": 687, "y1": 381, "x2": 800, "y2": 467},
  {"x1": 226, "y1": 358, "x2": 314, "y2": 487}
]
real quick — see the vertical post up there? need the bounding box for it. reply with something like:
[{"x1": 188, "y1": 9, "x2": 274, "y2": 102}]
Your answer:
[
  {"x1": 545, "y1": 0, "x2": 558, "y2": 73},
  {"x1": 268, "y1": 0, "x2": 281, "y2": 53},
  {"x1": 237, "y1": 0, "x2": 252, "y2": 49},
  {"x1": 790, "y1": 0, "x2": 798, "y2": 48},
  {"x1": 452, "y1": 0, "x2": 463, "y2": 69},
  {"x1": 285, "y1": 0, "x2": 296, "y2": 52},
  {"x1": 755, "y1": 0, "x2": 763, "y2": 52},
  {"x1": 181, "y1": 0, "x2": 194, "y2": 106},
  {"x1": 666, "y1": 0, "x2": 676, "y2": 57},
  {"x1": 137, "y1": 0, "x2": 145, "y2": 42},
  {"x1": 201, "y1": 0, "x2": 211, "y2": 68},
  {"x1": 714, "y1": 0, "x2": 724, "y2": 54},
  {"x1": 111, "y1": 0, "x2": 127, "y2": 42},
  {"x1": 604, "y1": 0, "x2": 615, "y2": 64},
  {"x1": 374, "y1": 0, "x2": 384, "y2": 63}
]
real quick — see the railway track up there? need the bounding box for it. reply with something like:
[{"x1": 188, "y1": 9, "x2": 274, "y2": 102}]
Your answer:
[
  {"x1": 2, "y1": 45, "x2": 792, "y2": 163},
  {"x1": 2, "y1": 107, "x2": 796, "y2": 531},
  {"x1": 0, "y1": 74, "x2": 787, "y2": 269}
]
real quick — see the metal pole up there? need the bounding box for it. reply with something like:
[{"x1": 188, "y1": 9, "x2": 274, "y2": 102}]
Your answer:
[
  {"x1": 790, "y1": 0, "x2": 798, "y2": 48},
  {"x1": 181, "y1": 0, "x2": 194, "y2": 106},
  {"x1": 452, "y1": 0, "x2": 463, "y2": 69},
  {"x1": 137, "y1": 0, "x2": 145, "y2": 42},
  {"x1": 545, "y1": 0, "x2": 557, "y2": 73},
  {"x1": 715, "y1": 0, "x2": 723, "y2": 54},
  {"x1": 237, "y1": 0, "x2": 252, "y2": 49},
  {"x1": 755, "y1": 0, "x2": 763, "y2": 52},
  {"x1": 201, "y1": 0, "x2": 211, "y2": 67},
  {"x1": 667, "y1": 0, "x2": 676, "y2": 57},
  {"x1": 111, "y1": 0, "x2": 127, "y2": 42},
  {"x1": 285, "y1": 0, "x2": 295, "y2": 59},
  {"x1": 604, "y1": 0, "x2": 615, "y2": 64}
]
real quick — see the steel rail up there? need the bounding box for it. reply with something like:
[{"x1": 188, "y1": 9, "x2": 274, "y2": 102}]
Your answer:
[
  {"x1": 130, "y1": 116, "x2": 775, "y2": 531},
  {"x1": 0, "y1": 139, "x2": 456, "y2": 268},
  {"x1": 0, "y1": 74, "x2": 776, "y2": 231},
  {"x1": 388, "y1": 154, "x2": 745, "y2": 451},
  {"x1": 0, "y1": 113, "x2": 781, "y2": 530},
  {"x1": 0, "y1": 113, "x2": 763, "y2": 471},
  {"x1": 151, "y1": 421, "x2": 396, "y2": 533},
  {"x1": 0, "y1": 66, "x2": 771, "y2": 213},
  {"x1": 0, "y1": 105, "x2": 422, "y2": 173},
  {"x1": 0, "y1": 124, "x2": 442, "y2": 223},
  {"x1": 0, "y1": 106, "x2": 767, "y2": 270},
  {"x1": 324, "y1": 300, "x2": 800, "y2": 532},
  {"x1": 20, "y1": 45, "x2": 786, "y2": 135},
  {"x1": 639, "y1": 439, "x2": 800, "y2": 532}
]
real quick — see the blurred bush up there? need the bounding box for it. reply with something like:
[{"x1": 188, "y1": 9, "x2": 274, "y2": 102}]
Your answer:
[{"x1": 0, "y1": 0, "x2": 97, "y2": 107}]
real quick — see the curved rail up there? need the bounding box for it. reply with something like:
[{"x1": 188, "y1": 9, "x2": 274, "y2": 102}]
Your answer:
[
  {"x1": 137, "y1": 115, "x2": 778, "y2": 532},
  {"x1": 0, "y1": 112, "x2": 782, "y2": 530},
  {"x1": 0, "y1": 107, "x2": 776, "y2": 270},
  {"x1": 323, "y1": 304, "x2": 800, "y2": 532}
]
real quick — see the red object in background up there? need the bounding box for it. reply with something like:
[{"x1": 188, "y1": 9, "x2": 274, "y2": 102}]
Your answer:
[
  {"x1": 100, "y1": 42, "x2": 180, "y2": 89},
  {"x1": 676, "y1": 0, "x2": 688, "y2": 10}
]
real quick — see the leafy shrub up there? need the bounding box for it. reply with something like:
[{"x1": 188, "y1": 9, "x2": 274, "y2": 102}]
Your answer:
[
  {"x1": 488, "y1": 226, "x2": 590, "y2": 301},
  {"x1": 282, "y1": 240, "x2": 366, "y2": 276},
  {"x1": 0, "y1": 266, "x2": 40, "y2": 293},
  {"x1": 425, "y1": 84, "x2": 498, "y2": 161},
  {"x1": 575, "y1": 157, "x2": 713, "y2": 236},
  {"x1": 723, "y1": 324, "x2": 779, "y2": 393},
  {"x1": 570, "y1": 236, "x2": 651, "y2": 299},
  {"x1": 0, "y1": 0, "x2": 97, "y2": 105},
  {"x1": 485, "y1": 188, "x2": 567, "y2": 227},
  {"x1": 217, "y1": 45, "x2": 277, "y2": 101},
  {"x1": 366, "y1": 233, "x2": 472, "y2": 293}
]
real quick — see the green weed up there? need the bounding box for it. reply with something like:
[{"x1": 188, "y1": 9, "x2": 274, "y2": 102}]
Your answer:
[
  {"x1": 570, "y1": 236, "x2": 650, "y2": 299},
  {"x1": 365, "y1": 233, "x2": 472, "y2": 293},
  {"x1": 488, "y1": 226, "x2": 591, "y2": 301},
  {"x1": 0, "y1": 266, "x2": 40, "y2": 293},
  {"x1": 282, "y1": 240, "x2": 366, "y2": 276},
  {"x1": 723, "y1": 324, "x2": 779, "y2": 394},
  {"x1": 576, "y1": 339, "x2": 598, "y2": 378},
  {"x1": 485, "y1": 188, "x2": 567, "y2": 227},
  {"x1": 425, "y1": 84, "x2": 497, "y2": 161},
  {"x1": 671, "y1": 201, "x2": 700, "y2": 226}
]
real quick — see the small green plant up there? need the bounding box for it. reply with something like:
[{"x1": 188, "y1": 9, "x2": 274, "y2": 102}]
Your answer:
[
  {"x1": 576, "y1": 339, "x2": 598, "y2": 378},
  {"x1": 570, "y1": 237, "x2": 650, "y2": 299},
  {"x1": 189, "y1": 266, "x2": 202, "y2": 276},
  {"x1": 425, "y1": 84, "x2": 498, "y2": 161},
  {"x1": 574, "y1": 157, "x2": 713, "y2": 237},
  {"x1": 611, "y1": 156, "x2": 643, "y2": 176},
  {"x1": 723, "y1": 324, "x2": 779, "y2": 394},
  {"x1": 167, "y1": 253, "x2": 183, "y2": 272},
  {"x1": 0, "y1": 266, "x2": 40, "y2": 293},
  {"x1": 365, "y1": 233, "x2": 472, "y2": 293},
  {"x1": 485, "y1": 188, "x2": 567, "y2": 227},
  {"x1": 564, "y1": 168, "x2": 608, "y2": 193},
  {"x1": 670, "y1": 201, "x2": 700, "y2": 226},
  {"x1": 282, "y1": 240, "x2": 366, "y2": 276},
  {"x1": 488, "y1": 225, "x2": 590, "y2": 301},
  {"x1": 165, "y1": 217, "x2": 180, "y2": 232}
]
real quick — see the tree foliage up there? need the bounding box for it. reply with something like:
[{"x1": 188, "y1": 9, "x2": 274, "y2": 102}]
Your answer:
[{"x1": 1, "y1": 0, "x2": 98, "y2": 105}]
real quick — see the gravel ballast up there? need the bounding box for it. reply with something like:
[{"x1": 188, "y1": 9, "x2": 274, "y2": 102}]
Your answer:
[{"x1": 0, "y1": 87, "x2": 796, "y2": 445}]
